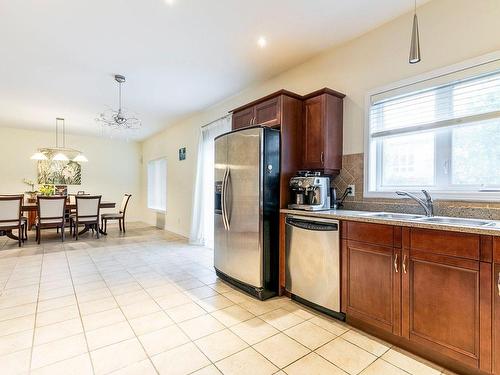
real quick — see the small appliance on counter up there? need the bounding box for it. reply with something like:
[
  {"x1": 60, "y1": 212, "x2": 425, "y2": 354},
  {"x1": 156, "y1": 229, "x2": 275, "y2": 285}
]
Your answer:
[{"x1": 288, "y1": 171, "x2": 331, "y2": 211}]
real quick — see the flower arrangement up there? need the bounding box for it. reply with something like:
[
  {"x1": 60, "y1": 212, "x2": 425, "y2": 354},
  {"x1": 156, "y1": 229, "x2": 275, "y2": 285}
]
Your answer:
[
  {"x1": 23, "y1": 179, "x2": 38, "y2": 199},
  {"x1": 39, "y1": 184, "x2": 55, "y2": 196},
  {"x1": 23, "y1": 179, "x2": 36, "y2": 192}
]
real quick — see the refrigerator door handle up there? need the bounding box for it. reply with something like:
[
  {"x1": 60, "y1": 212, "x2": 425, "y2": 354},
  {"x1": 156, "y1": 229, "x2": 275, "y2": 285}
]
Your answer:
[
  {"x1": 221, "y1": 167, "x2": 228, "y2": 230},
  {"x1": 223, "y1": 167, "x2": 231, "y2": 230}
]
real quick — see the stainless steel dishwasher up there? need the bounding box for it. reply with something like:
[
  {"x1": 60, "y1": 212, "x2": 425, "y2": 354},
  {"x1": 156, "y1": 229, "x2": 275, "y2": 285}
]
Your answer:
[{"x1": 285, "y1": 214, "x2": 344, "y2": 319}]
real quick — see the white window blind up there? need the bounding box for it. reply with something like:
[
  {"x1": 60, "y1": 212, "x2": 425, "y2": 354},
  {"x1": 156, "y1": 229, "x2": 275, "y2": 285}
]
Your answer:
[
  {"x1": 147, "y1": 158, "x2": 167, "y2": 211},
  {"x1": 366, "y1": 58, "x2": 500, "y2": 199}
]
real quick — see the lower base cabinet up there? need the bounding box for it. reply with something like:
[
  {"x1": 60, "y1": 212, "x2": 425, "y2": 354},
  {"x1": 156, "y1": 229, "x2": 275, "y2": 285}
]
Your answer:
[
  {"x1": 494, "y1": 263, "x2": 500, "y2": 374},
  {"x1": 403, "y1": 250, "x2": 481, "y2": 369},
  {"x1": 342, "y1": 222, "x2": 494, "y2": 375},
  {"x1": 344, "y1": 240, "x2": 401, "y2": 335}
]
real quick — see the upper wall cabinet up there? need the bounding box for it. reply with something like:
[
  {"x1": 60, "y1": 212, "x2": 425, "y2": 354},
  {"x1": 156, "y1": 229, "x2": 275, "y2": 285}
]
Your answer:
[
  {"x1": 230, "y1": 88, "x2": 344, "y2": 207},
  {"x1": 232, "y1": 107, "x2": 256, "y2": 130},
  {"x1": 231, "y1": 90, "x2": 300, "y2": 130},
  {"x1": 300, "y1": 88, "x2": 345, "y2": 175}
]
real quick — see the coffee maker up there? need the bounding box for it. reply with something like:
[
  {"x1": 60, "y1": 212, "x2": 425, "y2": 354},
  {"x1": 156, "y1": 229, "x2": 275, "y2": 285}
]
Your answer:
[{"x1": 288, "y1": 172, "x2": 331, "y2": 211}]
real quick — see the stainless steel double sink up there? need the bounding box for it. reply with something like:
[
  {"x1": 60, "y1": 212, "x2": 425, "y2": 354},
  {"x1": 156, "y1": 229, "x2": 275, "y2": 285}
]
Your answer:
[{"x1": 360, "y1": 212, "x2": 497, "y2": 228}]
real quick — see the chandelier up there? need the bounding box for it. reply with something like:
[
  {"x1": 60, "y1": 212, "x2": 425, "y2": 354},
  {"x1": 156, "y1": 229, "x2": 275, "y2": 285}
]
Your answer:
[
  {"x1": 31, "y1": 118, "x2": 88, "y2": 162},
  {"x1": 96, "y1": 74, "x2": 141, "y2": 130}
]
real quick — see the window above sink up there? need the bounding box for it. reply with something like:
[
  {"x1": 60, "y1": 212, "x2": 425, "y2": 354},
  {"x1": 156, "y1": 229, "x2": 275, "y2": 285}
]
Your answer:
[{"x1": 364, "y1": 53, "x2": 500, "y2": 202}]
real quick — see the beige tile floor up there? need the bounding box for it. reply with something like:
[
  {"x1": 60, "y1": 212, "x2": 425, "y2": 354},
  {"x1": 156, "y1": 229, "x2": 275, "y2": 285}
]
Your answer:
[{"x1": 0, "y1": 222, "x2": 451, "y2": 375}]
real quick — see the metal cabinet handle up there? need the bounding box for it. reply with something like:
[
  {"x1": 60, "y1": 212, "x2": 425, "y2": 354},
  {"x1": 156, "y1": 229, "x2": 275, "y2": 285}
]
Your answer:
[
  {"x1": 497, "y1": 271, "x2": 500, "y2": 296},
  {"x1": 403, "y1": 255, "x2": 408, "y2": 274},
  {"x1": 394, "y1": 254, "x2": 399, "y2": 273},
  {"x1": 320, "y1": 152, "x2": 324, "y2": 165}
]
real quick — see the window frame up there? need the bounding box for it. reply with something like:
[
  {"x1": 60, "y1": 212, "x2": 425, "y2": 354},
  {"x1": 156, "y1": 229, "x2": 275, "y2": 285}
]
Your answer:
[
  {"x1": 364, "y1": 51, "x2": 500, "y2": 202},
  {"x1": 147, "y1": 157, "x2": 167, "y2": 212}
]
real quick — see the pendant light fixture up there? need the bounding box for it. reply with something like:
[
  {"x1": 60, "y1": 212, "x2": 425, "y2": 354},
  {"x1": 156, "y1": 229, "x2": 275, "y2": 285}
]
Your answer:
[
  {"x1": 409, "y1": 0, "x2": 421, "y2": 64},
  {"x1": 30, "y1": 118, "x2": 88, "y2": 162},
  {"x1": 96, "y1": 74, "x2": 141, "y2": 131}
]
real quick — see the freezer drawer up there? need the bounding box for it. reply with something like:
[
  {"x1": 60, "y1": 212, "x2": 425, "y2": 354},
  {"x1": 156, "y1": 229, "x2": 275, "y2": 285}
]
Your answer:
[{"x1": 285, "y1": 215, "x2": 340, "y2": 313}]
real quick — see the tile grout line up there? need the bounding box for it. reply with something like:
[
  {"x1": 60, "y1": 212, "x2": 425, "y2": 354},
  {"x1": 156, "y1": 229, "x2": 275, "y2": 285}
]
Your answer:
[
  {"x1": 85, "y1": 245, "x2": 161, "y2": 375},
  {"x1": 64, "y1": 246, "x2": 97, "y2": 375},
  {"x1": 27, "y1": 247, "x2": 44, "y2": 373},
  {"x1": 0, "y1": 230, "x2": 444, "y2": 375},
  {"x1": 127, "y1": 256, "x2": 221, "y2": 373}
]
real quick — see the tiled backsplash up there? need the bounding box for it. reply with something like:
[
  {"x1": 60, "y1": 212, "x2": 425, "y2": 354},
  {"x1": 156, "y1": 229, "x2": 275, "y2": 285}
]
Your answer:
[{"x1": 332, "y1": 153, "x2": 500, "y2": 220}]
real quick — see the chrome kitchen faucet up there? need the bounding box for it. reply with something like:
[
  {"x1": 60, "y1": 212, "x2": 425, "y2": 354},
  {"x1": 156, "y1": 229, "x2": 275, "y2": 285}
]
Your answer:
[{"x1": 396, "y1": 190, "x2": 434, "y2": 217}]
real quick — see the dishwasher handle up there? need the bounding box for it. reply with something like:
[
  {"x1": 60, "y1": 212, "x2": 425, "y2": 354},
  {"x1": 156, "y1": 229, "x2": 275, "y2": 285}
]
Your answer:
[{"x1": 286, "y1": 217, "x2": 338, "y2": 231}]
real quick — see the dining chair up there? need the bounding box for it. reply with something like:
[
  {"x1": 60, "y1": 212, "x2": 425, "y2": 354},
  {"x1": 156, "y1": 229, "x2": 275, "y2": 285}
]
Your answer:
[
  {"x1": 70, "y1": 195, "x2": 102, "y2": 240},
  {"x1": 101, "y1": 194, "x2": 131, "y2": 233},
  {"x1": 0, "y1": 195, "x2": 26, "y2": 247},
  {"x1": 1, "y1": 195, "x2": 28, "y2": 241},
  {"x1": 35, "y1": 196, "x2": 66, "y2": 244}
]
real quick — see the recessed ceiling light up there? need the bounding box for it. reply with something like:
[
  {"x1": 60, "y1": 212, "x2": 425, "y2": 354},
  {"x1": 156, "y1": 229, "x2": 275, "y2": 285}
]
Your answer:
[
  {"x1": 257, "y1": 36, "x2": 267, "y2": 48},
  {"x1": 165, "y1": 0, "x2": 175, "y2": 5}
]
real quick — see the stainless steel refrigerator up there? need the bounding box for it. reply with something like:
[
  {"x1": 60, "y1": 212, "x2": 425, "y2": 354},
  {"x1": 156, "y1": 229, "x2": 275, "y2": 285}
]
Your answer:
[{"x1": 214, "y1": 126, "x2": 280, "y2": 300}]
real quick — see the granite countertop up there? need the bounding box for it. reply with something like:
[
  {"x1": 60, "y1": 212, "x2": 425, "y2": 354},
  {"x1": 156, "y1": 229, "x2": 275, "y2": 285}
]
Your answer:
[{"x1": 280, "y1": 208, "x2": 500, "y2": 237}]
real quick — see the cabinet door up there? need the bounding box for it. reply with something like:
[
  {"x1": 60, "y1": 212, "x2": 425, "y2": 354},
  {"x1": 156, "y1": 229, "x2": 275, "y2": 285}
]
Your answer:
[
  {"x1": 345, "y1": 240, "x2": 401, "y2": 335},
  {"x1": 301, "y1": 95, "x2": 325, "y2": 169},
  {"x1": 255, "y1": 96, "x2": 281, "y2": 127},
  {"x1": 232, "y1": 107, "x2": 255, "y2": 130},
  {"x1": 403, "y1": 250, "x2": 480, "y2": 368},
  {"x1": 494, "y1": 263, "x2": 500, "y2": 374}
]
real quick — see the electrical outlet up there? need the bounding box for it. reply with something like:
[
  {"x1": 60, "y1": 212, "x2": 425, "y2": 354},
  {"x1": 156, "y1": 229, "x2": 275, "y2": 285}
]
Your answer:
[{"x1": 347, "y1": 184, "x2": 355, "y2": 197}]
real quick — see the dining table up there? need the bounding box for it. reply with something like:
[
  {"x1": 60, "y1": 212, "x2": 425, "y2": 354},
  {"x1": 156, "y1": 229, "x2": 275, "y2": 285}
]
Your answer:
[
  {"x1": 5, "y1": 201, "x2": 117, "y2": 239},
  {"x1": 21, "y1": 201, "x2": 116, "y2": 212}
]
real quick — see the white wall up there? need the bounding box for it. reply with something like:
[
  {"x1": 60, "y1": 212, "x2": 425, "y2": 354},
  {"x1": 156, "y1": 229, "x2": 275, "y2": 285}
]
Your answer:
[
  {"x1": 0, "y1": 127, "x2": 142, "y2": 219},
  {"x1": 141, "y1": 0, "x2": 500, "y2": 237}
]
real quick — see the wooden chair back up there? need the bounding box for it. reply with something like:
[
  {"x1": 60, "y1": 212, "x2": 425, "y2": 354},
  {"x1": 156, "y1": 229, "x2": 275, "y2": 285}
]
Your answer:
[
  {"x1": 0, "y1": 195, "x2": 23, "y2": 227},
  {"x1": 75, "y1": 195, "x2": 102, "y2": 222},
  {"x1": 37, "y1": 196, "x2": 66, "y2": 225},
  {"x1": 120, "y1": 194, "x2": 132, "y2": 215}
]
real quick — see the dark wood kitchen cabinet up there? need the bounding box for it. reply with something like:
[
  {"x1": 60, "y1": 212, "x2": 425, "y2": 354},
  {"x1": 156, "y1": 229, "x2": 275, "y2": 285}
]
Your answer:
[
  {"x1": 402, "y1": 252, "x2": 480, "y2": 367},
  {"x1": 232, "y1": 106, "x2": 256, "y2": 130},
  {"x1": 231, "y1": 90, "x2": 300, "y2": 130},
  {"x1": 300, "y1": 88, "x2": 345, "y2": 175},
  {"x1": 493, "y1": 262, "x2": 500, "y2": 375},
  {"x1": 232, "y1": 96, "x2": 281, "y2": 129},
  {"x1": 254, "y1": 96, "x2": 281, "y2": 127},
  {"x1": 494, "y1": 237, "x2": 500, "y2": 375},
  {"x1": 343, "y1": 223, "x2": 494, "y2": 374},
  {"x1": 342, "y1": 222, "x2": 402, "y2": 335},
  {"x1": 401, "y1": 229, "x2": 489, "y2": 370},
  {"x1": 230, "y1": 90, "x2": 303, "y2": 209},
  {"x1": 230, "y1": 87, "x2": 346, "y2": 208}
]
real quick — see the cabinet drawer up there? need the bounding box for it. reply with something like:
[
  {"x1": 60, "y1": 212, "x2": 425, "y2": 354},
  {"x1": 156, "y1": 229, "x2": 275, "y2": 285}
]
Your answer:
[
  {"x1": 345, "y1": 221, "x2": 395, "y2": 247},
  {"x1": 410, "y1": 228, "x2": 480, "y2": 260}
]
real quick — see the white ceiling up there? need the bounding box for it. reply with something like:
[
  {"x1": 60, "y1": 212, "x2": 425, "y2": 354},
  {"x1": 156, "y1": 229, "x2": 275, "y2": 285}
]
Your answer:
[{"x1": 0, "y1": 0, "x2": 427, "y2": 140}]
